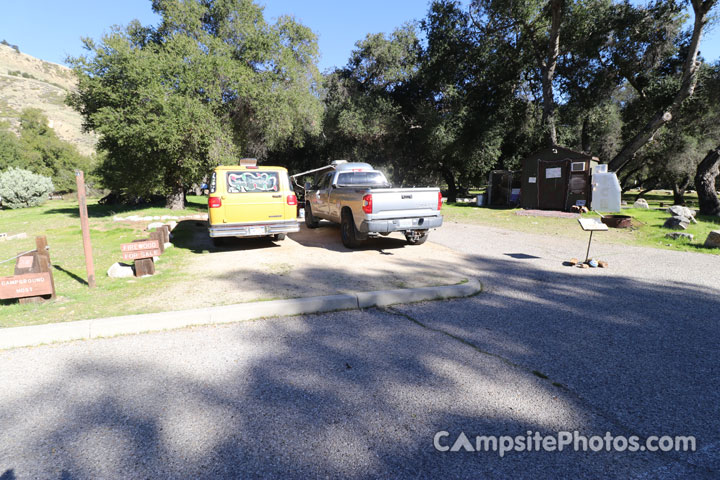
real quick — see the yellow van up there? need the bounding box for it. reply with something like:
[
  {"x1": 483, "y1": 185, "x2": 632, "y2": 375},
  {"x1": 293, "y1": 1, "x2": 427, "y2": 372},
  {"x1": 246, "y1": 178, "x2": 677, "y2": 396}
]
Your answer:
[{"x1": 207, "y1": 159, "x2": 299, "y2": 246}]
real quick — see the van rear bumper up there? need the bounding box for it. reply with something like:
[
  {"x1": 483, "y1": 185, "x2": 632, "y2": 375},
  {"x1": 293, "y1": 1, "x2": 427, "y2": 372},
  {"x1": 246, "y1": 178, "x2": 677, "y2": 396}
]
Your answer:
[{"x1": 209, "y1": 220, "x2": 300, "y2": 238}]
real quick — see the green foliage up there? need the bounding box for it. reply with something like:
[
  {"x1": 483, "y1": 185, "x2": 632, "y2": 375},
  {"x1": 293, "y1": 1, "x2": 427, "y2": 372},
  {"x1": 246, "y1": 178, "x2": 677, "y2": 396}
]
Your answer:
[
  {"x1": 1, "y1": 39, "x2": 20, "y2": 52},
  {"x1": 7, "y1": 70, "x2": 37, "y2": 80},
  {"x1": 68, "y1": 0, "x2": 323, "y2": 208},
  {"x1": 0, "y1": 110, "x2": 93, "y2": 192},
  {"x1": 0, "y1": 167, "x2": 54, "y2": 208}
]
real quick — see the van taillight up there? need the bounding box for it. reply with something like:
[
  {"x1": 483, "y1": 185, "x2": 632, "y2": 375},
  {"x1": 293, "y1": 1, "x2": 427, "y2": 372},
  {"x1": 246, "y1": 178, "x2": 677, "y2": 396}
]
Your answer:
[
  {"x1": 287, "y1": 194, "x2": 298, "y2": 206},
  {"x1": 209, "y1": 196, "x2": 222, "y2": 208},
  {"x1": 362, "y1": 194, "x2": 373, "y2": 214},
  {"x1": 437, "y1": 191, "x2": 443, "y2": 210}
]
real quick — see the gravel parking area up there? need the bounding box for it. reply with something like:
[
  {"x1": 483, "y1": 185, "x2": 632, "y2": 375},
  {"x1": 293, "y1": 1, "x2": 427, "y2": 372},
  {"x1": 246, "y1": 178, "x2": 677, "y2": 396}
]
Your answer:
[{"x1": 151, "y1": 220, "x2": 470, "y2": 310}]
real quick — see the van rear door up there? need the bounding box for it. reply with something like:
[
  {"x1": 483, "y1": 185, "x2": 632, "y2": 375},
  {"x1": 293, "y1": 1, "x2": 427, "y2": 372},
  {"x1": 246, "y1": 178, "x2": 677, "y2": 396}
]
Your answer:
[{"x1": 222, "y1": 169, "x2": 286, "y2": 224}]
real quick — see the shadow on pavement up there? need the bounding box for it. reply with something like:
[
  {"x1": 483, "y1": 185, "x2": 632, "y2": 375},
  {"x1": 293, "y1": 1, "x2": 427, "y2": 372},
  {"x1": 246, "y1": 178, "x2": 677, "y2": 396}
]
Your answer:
[{"x1": 1, "y1": 253, "x2": 718, "y2": 477}]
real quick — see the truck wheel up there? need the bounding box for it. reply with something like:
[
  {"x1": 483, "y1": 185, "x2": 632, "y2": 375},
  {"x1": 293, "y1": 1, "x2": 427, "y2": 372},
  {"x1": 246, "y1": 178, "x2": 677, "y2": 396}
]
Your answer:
[
  {"x1": 305, "y1": 204, "x2": 319, "y2": 229},
  {"x1": 341, "y1": 210, "x2": 362, "y2": 248},
  {"x1": 405, "y1": 231, "x2": 429, "y2": 245},
  {"x1": 273, "y1": 233, "x2": 286, "y2": 241}
]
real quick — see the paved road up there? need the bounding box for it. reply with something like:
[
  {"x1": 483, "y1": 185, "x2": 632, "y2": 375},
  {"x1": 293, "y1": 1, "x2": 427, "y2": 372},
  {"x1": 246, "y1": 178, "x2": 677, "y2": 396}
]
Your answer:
[{"x1": 1, "y1": 222, "x2": 718, "y2": 479}]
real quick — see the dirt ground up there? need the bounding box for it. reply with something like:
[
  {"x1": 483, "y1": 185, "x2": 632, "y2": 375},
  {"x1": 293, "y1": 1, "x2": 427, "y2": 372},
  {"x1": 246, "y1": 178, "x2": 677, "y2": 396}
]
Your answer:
[{"x1": 149, "y1": 220, "x2": 472, "y2": 310}]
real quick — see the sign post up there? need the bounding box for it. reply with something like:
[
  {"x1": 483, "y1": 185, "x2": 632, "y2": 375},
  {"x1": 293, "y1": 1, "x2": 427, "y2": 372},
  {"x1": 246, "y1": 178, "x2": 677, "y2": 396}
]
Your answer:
[{"x1": 75, "y1": 170, "x2": 96, "y2": 288}]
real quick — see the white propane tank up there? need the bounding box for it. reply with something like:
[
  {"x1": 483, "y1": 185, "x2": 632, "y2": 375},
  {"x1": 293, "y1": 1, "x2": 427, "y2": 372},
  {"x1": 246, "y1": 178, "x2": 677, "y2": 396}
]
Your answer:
[{"x1": 590, "y1": 164, "x2": 621, "y2": 213}]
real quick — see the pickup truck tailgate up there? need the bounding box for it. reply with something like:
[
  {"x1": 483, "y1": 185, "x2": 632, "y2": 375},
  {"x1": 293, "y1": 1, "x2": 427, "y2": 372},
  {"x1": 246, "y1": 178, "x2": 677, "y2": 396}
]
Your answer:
[{"x1": 368, "y1": 188, "x2": 440, "y2": 219}]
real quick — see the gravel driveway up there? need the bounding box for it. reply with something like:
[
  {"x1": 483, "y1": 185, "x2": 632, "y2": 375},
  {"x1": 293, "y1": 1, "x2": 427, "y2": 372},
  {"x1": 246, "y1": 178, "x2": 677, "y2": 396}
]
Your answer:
[
  {"x1": 1, "y1": 221, "x2": 718, "y2": 478},
  {"x1": 151, "y1": 220, "x2": 469, "y2": 310}
]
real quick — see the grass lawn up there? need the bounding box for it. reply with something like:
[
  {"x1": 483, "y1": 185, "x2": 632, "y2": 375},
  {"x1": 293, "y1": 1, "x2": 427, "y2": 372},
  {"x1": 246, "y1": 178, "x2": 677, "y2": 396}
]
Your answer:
[
  {"x1": 441, "y1": 189, "x2": 720, "y2": 254},
  {"x1": 0, "y1": 196, "x2": 208, "y2": 328}
]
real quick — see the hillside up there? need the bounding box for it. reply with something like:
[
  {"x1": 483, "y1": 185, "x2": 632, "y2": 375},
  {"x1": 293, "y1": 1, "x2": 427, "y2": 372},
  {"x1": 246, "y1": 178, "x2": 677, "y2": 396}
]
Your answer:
[{"x1": 0, "y1": 44, "x2": 97, "y2": 155}]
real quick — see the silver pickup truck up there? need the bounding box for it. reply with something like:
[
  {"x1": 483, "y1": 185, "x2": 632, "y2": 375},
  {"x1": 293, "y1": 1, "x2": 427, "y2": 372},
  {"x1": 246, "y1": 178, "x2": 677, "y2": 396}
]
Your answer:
[{"x1": 302, "y1": 161, "x2": 443, "y2": 248}]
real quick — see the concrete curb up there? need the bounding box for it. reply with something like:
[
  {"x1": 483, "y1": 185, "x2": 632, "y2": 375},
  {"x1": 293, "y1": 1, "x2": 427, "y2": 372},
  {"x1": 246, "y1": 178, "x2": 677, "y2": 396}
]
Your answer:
[{"x1": 0, "y1": 279, "x2": 481, "y2": 350}]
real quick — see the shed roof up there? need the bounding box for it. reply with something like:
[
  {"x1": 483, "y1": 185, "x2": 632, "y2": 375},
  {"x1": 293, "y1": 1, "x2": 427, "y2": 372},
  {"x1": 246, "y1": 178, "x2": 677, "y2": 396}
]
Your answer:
[{"x1": 522, "y1": 145, "x2": 599, "y2": 162}]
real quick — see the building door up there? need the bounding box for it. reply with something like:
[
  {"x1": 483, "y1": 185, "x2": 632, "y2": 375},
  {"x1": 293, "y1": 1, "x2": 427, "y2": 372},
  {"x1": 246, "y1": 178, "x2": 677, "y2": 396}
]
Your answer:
[{"x1": 538, "y1": 159, "x2": 569, "y2": 210}]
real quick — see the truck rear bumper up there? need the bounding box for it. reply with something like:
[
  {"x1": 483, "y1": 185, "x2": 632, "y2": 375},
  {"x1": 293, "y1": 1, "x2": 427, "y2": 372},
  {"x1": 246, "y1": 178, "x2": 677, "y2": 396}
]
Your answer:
[
  {"x1": 362, "y1": 215, "x2": 443, "y2": 234},
  {"x1": 209, "y1": 220, "x2": 300, "y2": 238}
]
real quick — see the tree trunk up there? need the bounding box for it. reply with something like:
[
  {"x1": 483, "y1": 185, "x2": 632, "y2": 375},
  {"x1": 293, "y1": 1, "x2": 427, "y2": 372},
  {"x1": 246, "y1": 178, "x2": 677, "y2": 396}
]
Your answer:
[
  {"x1": 541, "y1": 0, "x2": 562, "y2": 148},
  {"x1": 634, "y1": 176, "x2": 659, "y2": 200},
  {"x1": 608, "y1": 0, "x2": 716, "y2": 172},
  {"x1": 442, "y1": 166, "x2": 457, "y2": 203},
  {"x1": 581, "y1": 116, "x2": 591, "y2": 153},
  {"x1": 672, "y1": 177, "x2": 691, "y2": 206},
  {"x1": 694, "y1": 145, "x2": 720, "y2": 216},
  {"x1": 165, "y1": 183, "x2": 185, "y2": 210}
]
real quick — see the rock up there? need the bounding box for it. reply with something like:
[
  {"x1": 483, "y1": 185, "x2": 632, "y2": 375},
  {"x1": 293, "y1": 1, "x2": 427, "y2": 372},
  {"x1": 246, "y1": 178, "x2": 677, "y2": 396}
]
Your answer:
[
  {"x1": 598, "y1": 260, "x2": 608, "y2": 268},
  {"x1": 704, "y1": 230, "x2": 720, "y2": 249},
  {"x1": 621, "y1": 200, "x2": 627, "y2": 206},
  {"x1": 633, "y1": 198, "x2": 649, "y2": 209},
  {"x1": 665, "y1": 232, "x2": 694, "y2": 241},
  {"x1": 6, "y1": 233, "x2": 27, "y2": 241},
  {"x1": 667, "y1": 205, "x2": 696, "y2": 218},
  {"x1": 567, "y1": 258, "x2": 578, "y2": 266},
  {"x1": 663, "y1": 216, "x2": 690, "y2": 230},
  {"x1": 113, "y1": 216, "x2": 124, "y2": 221},
  {"x1": 107, "y1": 262, "x2": 134, "y2": 278},
  {"x1": 147, "y1": 222, "x2": 165, "y2": 230},
  {"x1": 166, "y1": 221, "x2": 178, "y2": 231},
  {"x1": 164, "y1": 242, "x2": 173, "y2": 249},
  {"x1": 580, "y1": 263, "x2": 590, "y2": 269},
  {"x1": 153, "y1": 216, "x2": 161, "y2": 220}
]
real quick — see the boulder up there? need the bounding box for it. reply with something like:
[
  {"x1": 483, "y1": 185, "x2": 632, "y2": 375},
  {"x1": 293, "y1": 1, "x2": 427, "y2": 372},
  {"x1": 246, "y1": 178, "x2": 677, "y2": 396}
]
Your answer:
[
  {"x1": 107, "y1": 262, "x2": 134, "y2": 278},
  {"x1": 633, "y1": 198, "x2": 649, "y2": 209},
  {"x1": 147, "y1": 222, "x2": 165, "y2": 230},
  {"x1": 665, "y1": 232, "x2": 694, "y2": 241},
  {"x1": 663, "y1": 216, "x2": 690, "y2": 230},
  {"x1": 667, "y1": 205, "x2": 696, "y2": 218},
  {"x1": 704, "y1": 230, "x2": 720, "y2": 249}
]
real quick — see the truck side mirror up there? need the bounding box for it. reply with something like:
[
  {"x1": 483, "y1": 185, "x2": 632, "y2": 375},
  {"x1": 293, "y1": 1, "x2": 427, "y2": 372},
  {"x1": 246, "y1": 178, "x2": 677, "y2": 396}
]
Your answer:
[{"x1": 304, "y1": 181, "x2": 312, "y2": 190}]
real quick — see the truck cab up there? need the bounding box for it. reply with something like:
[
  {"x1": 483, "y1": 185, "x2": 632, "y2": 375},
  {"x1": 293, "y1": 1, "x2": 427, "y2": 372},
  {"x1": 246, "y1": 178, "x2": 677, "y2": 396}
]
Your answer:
[{"x1": 208, "y1": 159, "x2": 299, "y2": 246}]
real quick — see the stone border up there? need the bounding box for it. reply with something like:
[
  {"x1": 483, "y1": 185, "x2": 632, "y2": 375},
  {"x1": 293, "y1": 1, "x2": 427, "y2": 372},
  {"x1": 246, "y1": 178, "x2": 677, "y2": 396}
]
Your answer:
[{"x1": 0, "y1": 279, "x2": 481, "y2": 350}]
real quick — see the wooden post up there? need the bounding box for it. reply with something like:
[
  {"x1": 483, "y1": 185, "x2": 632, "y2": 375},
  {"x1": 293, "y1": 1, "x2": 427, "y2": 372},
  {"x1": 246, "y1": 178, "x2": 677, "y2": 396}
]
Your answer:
[
  {"x1": 161, "y1": 225, "x2": 170, "y2": 245},
  {"x1": 75, "y1": 171, "x2": 96, "y2": 288},
  {"x1": 134, "y1": 258, "x2": 155, "y2": 277},
  {"x1": 34, "y1": 236, "x2": 56, "y2": 300},
  {"x1": 149, "y1": 231, "x2": 165, "y2": 254}
]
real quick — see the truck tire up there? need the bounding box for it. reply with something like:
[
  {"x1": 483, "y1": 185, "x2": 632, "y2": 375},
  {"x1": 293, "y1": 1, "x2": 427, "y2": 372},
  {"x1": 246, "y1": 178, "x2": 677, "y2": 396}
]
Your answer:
[
  {"x1": 305, "y1": 203, "x2": 319, "y2": 229},
  {"x1": 405, "y1": 231, "x2": 429, "y2": 245},
  {"x1": 341, "y1": 210, "x2": 362, "y2": 248}
]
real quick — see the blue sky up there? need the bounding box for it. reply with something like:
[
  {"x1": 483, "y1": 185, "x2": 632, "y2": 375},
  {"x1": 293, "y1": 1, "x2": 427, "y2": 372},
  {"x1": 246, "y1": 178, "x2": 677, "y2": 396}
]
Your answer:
[{"x1": 0, "y1": 0, "x2": 718, "y2": 71}]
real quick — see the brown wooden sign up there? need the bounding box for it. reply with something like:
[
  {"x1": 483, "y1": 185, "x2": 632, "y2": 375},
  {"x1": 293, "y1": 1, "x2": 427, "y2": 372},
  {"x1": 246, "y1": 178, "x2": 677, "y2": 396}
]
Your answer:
[
  {"x1": 0, "y1": 272, "x2": 54, "y2": 300},
  {"x1": 121, "y1": 240, "x2": 161, "y2": 261}
]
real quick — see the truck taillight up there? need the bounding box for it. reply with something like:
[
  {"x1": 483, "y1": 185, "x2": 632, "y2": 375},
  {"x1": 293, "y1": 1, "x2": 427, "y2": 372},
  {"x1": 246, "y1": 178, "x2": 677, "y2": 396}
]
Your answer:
[
  {"x1": 287, "y1": 194, "x2": 298, "y2": 206},
  {"x1": 438, "y1": 191, "x2": 443, "y2": 210},
  {"x1": 209, "y1": 196, "x2": 222, "y2": 208},
  {"x1": 362, "y1": 194, "x2": 373, "y2": 214}
]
